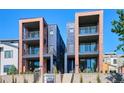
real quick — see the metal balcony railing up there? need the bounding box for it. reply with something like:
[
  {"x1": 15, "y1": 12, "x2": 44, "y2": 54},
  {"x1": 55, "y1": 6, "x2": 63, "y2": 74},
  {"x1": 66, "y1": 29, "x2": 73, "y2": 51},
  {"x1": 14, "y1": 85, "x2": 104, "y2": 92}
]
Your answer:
[
  {"x1": 79, "y1": 26, "x2": 97, "y2": 35},
  {"x1": 23, "y1": 31, "x2": 39, "y2": 40},
  {"x1": 79, "y1": 50, "x2": 98, "y2": 55},
  {"x1": 23, "y1": 47, "x2": 56, "y2": 57},
  {"x1": 23, "y1": 48, "x2": 39, "y2": 58}
]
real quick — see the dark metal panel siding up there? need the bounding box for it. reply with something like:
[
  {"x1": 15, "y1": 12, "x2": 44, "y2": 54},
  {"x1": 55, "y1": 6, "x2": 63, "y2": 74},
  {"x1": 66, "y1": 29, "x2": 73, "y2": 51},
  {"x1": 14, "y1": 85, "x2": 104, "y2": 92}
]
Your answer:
[
  {"x1": 48, "y1": 24, "x2": 57, "y2": 52},
  {"x1": 48, "y1": 24, "x2": 65, "y2": 73},
  {"x1": 67, "y1": 23, "x2": 75, "y2": 55}
]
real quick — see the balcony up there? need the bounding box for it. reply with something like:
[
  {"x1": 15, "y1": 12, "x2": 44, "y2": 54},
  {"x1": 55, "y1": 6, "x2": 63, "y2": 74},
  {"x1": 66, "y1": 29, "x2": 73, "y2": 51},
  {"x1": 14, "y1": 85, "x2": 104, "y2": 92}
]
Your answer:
[
  {"x1": 79, "y1": 26, "x2": 98, "y2": 37},
  {"x1": 23, "y1": 31, "x2": 39, "y2": 41},
  {"x1": 23, "y1": 46, "x2": 56, "y2": 59},
  {"x1": 79, "y1": 51, "x2": 98, "y2": 55},
  {"x1": 79, "y1": 43, "x2": 98, "y2": 57},
  {"x1": 23, "y1": 48, "x2": 39, "y2": 59}
]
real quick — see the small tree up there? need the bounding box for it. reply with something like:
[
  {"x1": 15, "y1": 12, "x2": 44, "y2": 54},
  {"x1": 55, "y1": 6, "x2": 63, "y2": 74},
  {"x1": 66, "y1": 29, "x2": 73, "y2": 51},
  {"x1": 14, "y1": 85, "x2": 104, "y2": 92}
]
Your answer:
[
  {"x1": 7, "y1": 65, "x2": 17, "y2": 75},
  {"x1": 0, "y1": 76, "x2": 2, "y2": 83},
  {"x1": 97, "y1": 74, "x2": 101, "y2": 83},
  {"x1": 89, "y1": 81, "x2": 91, "y2": 83},
  {"x1": 111, "y1": 10, "x2": 124, "y2": 52},
  {"x1": 53, "y1": 66, "x2": 58, "y2": 75},
  {"x1": 80, "y1": 73, "x2": 83, "y2": 83},
  {"x1": 12, "y1": 74, "x2": 15, "y2": 83}
]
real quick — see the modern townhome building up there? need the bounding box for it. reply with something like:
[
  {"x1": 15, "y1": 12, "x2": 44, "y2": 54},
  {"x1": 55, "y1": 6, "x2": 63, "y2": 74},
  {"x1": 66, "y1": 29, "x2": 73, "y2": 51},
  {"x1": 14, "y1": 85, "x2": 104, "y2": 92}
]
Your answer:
[
  {"x1": 65, "y1": 10, "x2": 103, "y2": 73},
  {"x1": 19, "y1": 18, "x2": 65, "y2": 74},
  {"x1": 0, "y1": 39, "x2": 18, "y2": 75},
  {"x1": 75, "y1": 10, "x2": 103, "y2": 73},
  {"x1": 103, "y1": 53, "x2": 124, "y2": 73}
]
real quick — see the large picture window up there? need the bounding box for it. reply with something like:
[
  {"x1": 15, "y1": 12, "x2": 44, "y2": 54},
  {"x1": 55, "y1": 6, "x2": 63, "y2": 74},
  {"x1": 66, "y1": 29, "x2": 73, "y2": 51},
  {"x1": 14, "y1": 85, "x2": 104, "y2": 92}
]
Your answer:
[
  {"x1": 79, "y1": 26, "x2": 97, "y2": 35},
  {"x1": 79, "y1": 42, "x2": 97, "y2": 53}
]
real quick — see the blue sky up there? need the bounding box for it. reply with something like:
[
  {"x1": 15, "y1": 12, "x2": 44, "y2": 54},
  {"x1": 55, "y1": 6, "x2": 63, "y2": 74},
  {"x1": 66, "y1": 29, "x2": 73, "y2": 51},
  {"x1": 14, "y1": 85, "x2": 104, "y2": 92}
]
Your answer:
[{"x1": 0, "y1": 9, "x2": 121, "y2": 53}]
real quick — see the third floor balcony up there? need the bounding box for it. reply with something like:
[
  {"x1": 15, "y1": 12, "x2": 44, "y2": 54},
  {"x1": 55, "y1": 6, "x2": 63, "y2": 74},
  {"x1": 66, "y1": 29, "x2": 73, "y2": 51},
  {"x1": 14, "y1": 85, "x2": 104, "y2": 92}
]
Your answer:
[{"x1": 79, "y1": 26, "x2": 98, "y2": 36}]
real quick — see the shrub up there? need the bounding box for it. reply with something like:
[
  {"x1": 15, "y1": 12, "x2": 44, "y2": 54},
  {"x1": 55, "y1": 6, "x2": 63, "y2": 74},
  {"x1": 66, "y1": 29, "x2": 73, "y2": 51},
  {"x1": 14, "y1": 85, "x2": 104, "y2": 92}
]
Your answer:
[
  {"x1": 89, "y1": 81, "x2": 91, "y2": 83},
  {"x1": 80, "y1": 73, "x2": 83, "y2": 83},
  {"x1": 7, "y1": 65, "x2": 17, "y2": 75},
  {"x1": 54, "y1": 66, "x2": 58, "y2": 75},
  {"x1": 97, "y1": 74, "x2": 101, "y2": 83},
  {"x1": 0, "y1": 76, "x2": 2, "y2": 83},
  {"x1": 14, "y1": 78, "x2": 17, "y2": 83},
  {"x1": 12, "y1": 74, "x2": 15, "y2": 83}
]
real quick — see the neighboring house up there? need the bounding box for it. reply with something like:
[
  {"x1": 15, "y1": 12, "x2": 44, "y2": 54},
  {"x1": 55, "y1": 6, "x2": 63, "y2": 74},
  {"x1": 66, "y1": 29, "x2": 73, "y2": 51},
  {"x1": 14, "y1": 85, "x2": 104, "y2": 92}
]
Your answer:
[
  {"x1": 103, "y1": 53, "x2": 124, "y2": 73},
  {"x1": 65, "y1": 10, "x2": 103, "y2": 73},
  {"x1": 0, "y1": 39, "x2": 18, "y2": 75},
  {"x1": 19, "y1": 18, "x2": 65, "y2": 74},
  {"x1": 102, "y1": 62, "x2": 109, "y2": 73}
]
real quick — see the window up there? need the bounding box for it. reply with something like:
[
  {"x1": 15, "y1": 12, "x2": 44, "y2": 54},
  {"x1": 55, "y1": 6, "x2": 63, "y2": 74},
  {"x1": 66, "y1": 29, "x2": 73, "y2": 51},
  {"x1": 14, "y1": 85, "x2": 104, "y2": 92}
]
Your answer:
[
  {"x1": 91, "y1": 26, "x2": 97, "y2": 33},
  {"x1": 80, "y1": 42, "x2": 97, "y2": 53},
  {"x1": 28, "y1": 31, "x2": 39, "y2": 38},
  {"x1": 69, "y1": 29, "x2": 74, "y2": 33},
  {"x1": 80, "y1": 26, "x2": 97, "y2": 35},
  {"x1": 4, "y1": 65, "x2": 11, "y2": 72},
  {"x1": 80, "y1": 27, "x2": 85, "y2": 34},
  {"x1": 49, "y1": 45, "x2": 54, "y2": 53},
  {"x1": 91, "y1": 42, "x2": 97, "y2": 52},
  {"x1": 0, "y1": 47, "x2": 3, "y2": 52},
  {"x1": 113, "y1": 59, "x2": 117, "y2": 64},
  {"x1": 79, "y1": 58, "x2": 97, "y2": 72},
  {"x1": 29, "y1": 47, "x2": 39, "y2": 55},
  {"x1": 68, "y1": 44, "x2": 74, "y2": 53},
  {"x1": 4, "y1": 50, "x2": 13, "y2": 58},
  {"x1": 34, "y1": 61, "x2": 39, "y2": 68},
  {"x1": 50, "y1": 31, "x2": 54, "y2": 35}
]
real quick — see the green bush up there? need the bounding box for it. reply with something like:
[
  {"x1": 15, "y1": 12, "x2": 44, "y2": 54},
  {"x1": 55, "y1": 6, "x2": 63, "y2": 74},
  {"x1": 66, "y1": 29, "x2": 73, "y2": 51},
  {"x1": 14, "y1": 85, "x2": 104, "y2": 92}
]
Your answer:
[
  {"x1": 80, "y1": 73, "x2": 83, "y2": 83},
  {"x1": 12, "y1": 74, "x2": 15, "y2": 83},
  {"x1": 89, "y1": 81, "x2": 91, "y2": 83},
  {"x1": 7, "y1": 65, "x2": 17, "y2": 75},
  {"x1": 54, "y1": 66, "x2": 58, "y2": 75},
  {"x1": 0, "y1": 76, "x2": 2, "y2": 83},
  {"x1": 97, "y1": 74, "x2": 101, "y2": 83}
]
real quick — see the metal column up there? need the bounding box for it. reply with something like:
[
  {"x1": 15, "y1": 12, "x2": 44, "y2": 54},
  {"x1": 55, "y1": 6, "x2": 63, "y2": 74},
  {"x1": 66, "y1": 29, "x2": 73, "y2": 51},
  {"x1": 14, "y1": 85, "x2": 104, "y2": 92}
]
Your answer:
[
  {"x1": 50, "y1": 55, "x2": 53, "y2": 73},
  {"x1": 64, "y1": 53, "x2": 67, "y2": 73}
]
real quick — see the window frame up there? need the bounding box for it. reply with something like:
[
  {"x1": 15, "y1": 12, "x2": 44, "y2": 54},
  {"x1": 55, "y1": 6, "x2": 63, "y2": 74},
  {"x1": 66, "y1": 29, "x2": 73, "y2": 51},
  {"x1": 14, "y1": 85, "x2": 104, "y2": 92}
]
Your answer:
[{"x1": 4, "y1": 50, "x2": 13, "y2": 59}]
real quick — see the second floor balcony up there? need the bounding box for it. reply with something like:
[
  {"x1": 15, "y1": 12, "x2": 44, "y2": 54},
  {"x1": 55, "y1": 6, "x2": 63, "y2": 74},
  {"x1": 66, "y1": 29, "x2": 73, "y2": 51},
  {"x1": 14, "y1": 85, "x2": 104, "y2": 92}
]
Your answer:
[
  {"x1": 23, "y1": 48, "x2": 39, "y2": 58},
  {"x1": 23, "y1": 47, "x2": 56, "y2": 59},
  {"x1": 23, "y1": 31, "x2": 39, "y2": 40},
  {"x1": 79, "y1": 43, "x2": 98, "y2": 55}
]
